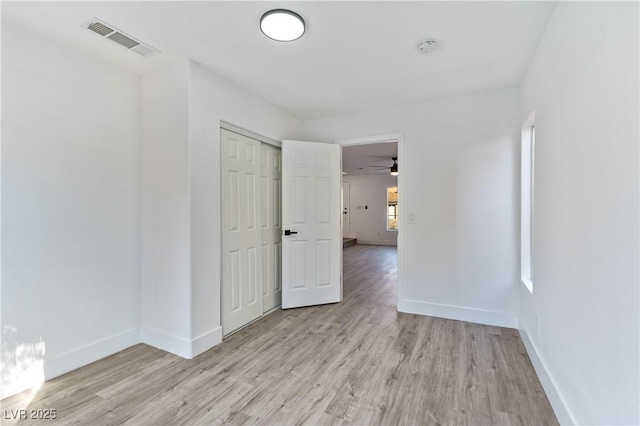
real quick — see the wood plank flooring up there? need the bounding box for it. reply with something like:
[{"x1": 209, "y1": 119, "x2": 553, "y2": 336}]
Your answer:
[{"x1": 2, "y1": 244, "x2": 558, "y2": 425}]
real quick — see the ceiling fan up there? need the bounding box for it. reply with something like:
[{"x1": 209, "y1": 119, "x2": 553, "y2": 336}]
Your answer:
[{"x1": 370, "y1": 157, "x2": 398, "y2": 176}]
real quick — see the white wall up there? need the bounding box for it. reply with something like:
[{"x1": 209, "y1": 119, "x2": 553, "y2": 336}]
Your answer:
[
  {"x1": 1, "y1": 21, "x2": 302, "y2": 398},
  {"x1": 1, "y1": 22, "x2": 141, "y2": 398},
  {"x1": 519, "y1": 3, "x2": 639, "y2": 425},
  {"x1": 140, "y1": 60, "x2": 192, "y2": 356},
  {"x1": 188, "y1": 62, "x2": 301, "y2": 350},
  {"x1": 343, "y1": 174, "x2": 398, "y2": 245},
  {"x1": 139, "y1": 61, "x2": 302, "y2": 358},
  {"x1": 303, "y1": 89, "x2": 521, "y2": 328}
]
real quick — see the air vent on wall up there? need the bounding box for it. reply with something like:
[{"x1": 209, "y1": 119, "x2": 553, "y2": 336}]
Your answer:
[{"x1": 82, "y1": 18, "x2": 159, "y2": 58}]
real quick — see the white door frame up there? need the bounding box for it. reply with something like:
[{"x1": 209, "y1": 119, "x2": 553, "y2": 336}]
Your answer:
[
  {"x1": 221, "y1": 121, "x2": 281, "y2": 148},
  {"x1": 335, "y1": 133, "x2": 404, "y2": 309},
  {"x1": 342, "y1": 180, "x2": 350, "y2": 238}
]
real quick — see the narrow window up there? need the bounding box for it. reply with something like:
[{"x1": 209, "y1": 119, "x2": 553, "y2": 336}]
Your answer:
[
  {"x1": 387, "y1": 186, "x2": 398, "y2": 231},
  {"x1": 521, "y1": 112, "x2": 535, "y2": 293}
]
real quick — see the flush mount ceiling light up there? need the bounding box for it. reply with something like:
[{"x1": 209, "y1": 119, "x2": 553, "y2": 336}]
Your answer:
[
  {"x1": 417, "y1": 39, "x2": 438, "y2": 53},
  {"x1": 260, "y1": 9, "x2": 305, "y2": 42}
]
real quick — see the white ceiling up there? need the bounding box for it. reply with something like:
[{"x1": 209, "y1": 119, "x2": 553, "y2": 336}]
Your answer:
[
  {"x1": 2, "y1": 1, "x2": 557, "y2": 120},
  {"x1": 343, "y1": 142, "x2": 398, "y2": 176}
]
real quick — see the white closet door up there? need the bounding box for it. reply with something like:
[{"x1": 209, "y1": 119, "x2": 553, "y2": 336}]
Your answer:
[
  {"x1": 221, "y1": 129, "x2": 263, "y2": 335},
  {"x1": 261, "y1": 143, "x2": 282, "y2": 312}
]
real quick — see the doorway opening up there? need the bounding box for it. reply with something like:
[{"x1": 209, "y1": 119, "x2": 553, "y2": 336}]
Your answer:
[
  {"x1": 338, "y1": 134, "x2": 403, "y2": 309},
  {"x1": 221, "y1": 129, "x2": 403, "y2": 337}
]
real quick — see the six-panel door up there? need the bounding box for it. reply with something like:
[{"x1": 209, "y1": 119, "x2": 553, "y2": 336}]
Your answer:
[
  {"x1": 221, "y1": 129, "x2": 263, "y2": 335},
  {"x1": 281, "y1": 140, "x2": 342, "y2": 309},
  {"x1": 261, "y1": 143, "x2": 282, "y2": 312}
]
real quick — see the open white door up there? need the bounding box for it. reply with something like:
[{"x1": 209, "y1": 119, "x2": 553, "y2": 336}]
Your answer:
[{"x1": 281, "y1": 140, "x2": 342, "y2": 309}]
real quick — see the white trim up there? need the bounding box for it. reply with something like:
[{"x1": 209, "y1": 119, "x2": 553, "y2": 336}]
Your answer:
[
  {"x1": 142, "y1": 326, "x2": 191, "y2": 358},
  {"x1": 355, "y1": 240, "x2": 397, "y2": 246},
  {"x1": 523, "y1": 110, "x2": 536, "y2": 127},
  {"x1": 143, "y1": 326, "x2": 222, "y2": 359},
  {"x1": 220, "y1": 121, "x2": 281, "y2": 147},
  {"x1": 521, "y1": 110, "x2": 535, "y2": 293},
  {"x1": 335, "y1": 133, "x2": 405, "y2": 314},
  {"x1": 519, "y1": 326, "x2": 576, "y2": 425},
  {"x1": 46, "y1": 327, "x2": 139, "y2": 381},
  {"x1": 1, "y1": 327, "x2": 140, "y2": 399},
  {"x1": 342, "y1": 179, "x2": 350, "y2": 238},
  {"x1": 191, "y1": 327, "x2": 223, "y2": 357},
  {"x1": 398, "y1": 298, "x2": 518, "y2": 329},
  {"x1": 336, "y1": 133, "x2": 402, "y2": 147}
]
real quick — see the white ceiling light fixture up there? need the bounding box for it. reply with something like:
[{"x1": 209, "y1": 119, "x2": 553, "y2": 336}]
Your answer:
[
  {"x1": 260, "y1": 9, "x2": 305, "y2": 42},
  {"x1": 417, "y1": 39, "x2": 438, "y2": 53}
]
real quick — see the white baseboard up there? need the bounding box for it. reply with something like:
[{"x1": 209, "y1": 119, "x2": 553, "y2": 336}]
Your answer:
[
  {"x1": 142, "y1": 326, "x2": 191, "y2": 358},
  {"x1": 519, "y1": 326, "x2": 576, "y2": 425},
  {"x1": 398, "y1": 298, "x2": 518, "y2": 328},
  {"x1": 354, "y1": 240, "x2": 397, "y2": 246},
  {"x1": 1, "y1": 327, "x2": 140, "y2": 399},
  {"x1": 191, "y1": 327, "x2": 222, "y2": 357},
  {"x1": 45, "y1": 327, "x2": 140, "y2": 381},
  {"x1": 142, "y1": 326, "x2": 223, "y2": 359},
  {"x1": 1, "y1": 325, "x2": 222, "y2": 399}
]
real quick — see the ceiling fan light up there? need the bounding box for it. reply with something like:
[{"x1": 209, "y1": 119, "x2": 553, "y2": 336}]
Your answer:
[{"x1": 260, "y1": 9, "x2": 305, "y2": 42}]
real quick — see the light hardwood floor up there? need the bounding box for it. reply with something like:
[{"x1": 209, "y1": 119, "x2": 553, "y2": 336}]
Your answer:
[{"x1": 2, "y1": 245, "x2": 558, "y2": 425}]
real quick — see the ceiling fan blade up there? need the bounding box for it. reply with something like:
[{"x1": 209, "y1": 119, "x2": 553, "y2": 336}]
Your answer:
[{"x1": 369, "y1": 157, "x2": 396, "y2": 169}]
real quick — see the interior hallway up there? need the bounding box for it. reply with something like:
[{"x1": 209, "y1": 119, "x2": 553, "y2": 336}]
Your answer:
[{"x1": 2, "y1": 245, "x2": 557, "y2": 425}]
